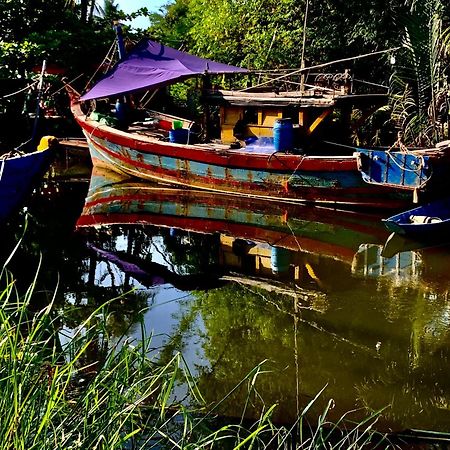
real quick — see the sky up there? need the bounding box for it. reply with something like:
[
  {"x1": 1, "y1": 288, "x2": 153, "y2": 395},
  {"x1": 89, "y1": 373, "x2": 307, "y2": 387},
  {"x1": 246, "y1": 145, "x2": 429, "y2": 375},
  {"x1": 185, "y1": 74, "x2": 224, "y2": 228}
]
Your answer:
[{"x1": 116, "y1": 0, "x2": 169, "y2": 29}]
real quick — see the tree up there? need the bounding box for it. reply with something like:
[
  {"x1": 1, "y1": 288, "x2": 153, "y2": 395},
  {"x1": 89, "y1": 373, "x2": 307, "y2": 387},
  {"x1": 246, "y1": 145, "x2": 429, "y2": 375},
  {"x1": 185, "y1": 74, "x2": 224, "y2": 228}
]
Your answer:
[
  {"x1": 64, "y1": 0, "x2": 103, "y2": 23},
  {"x1": 389, "y1": 0, "x2": 450, "y2": 145},
  {"x1": 149, "y1": 0, "x2": 410, "y2": 77}
]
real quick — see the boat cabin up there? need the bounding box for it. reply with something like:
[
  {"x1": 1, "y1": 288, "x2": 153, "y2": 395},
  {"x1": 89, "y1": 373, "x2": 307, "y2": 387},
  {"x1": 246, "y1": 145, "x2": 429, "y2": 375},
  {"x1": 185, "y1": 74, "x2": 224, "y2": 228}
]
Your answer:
[{"x1": 204, "y1": 82, "x2": 388, "y2": 153}]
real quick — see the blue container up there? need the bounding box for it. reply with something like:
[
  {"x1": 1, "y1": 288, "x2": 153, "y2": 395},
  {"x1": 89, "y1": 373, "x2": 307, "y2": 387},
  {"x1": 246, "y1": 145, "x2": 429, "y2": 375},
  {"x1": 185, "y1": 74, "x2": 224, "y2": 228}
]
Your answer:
[
  {"x1": 169, "y1": 128, "x2": 190, "y2": 144},
  {"x1": 115, "y1": 100, "x2": 127, "y2": 123},
  {"x1": 273, "y1": 118, "x2": 293, "y2": 152},
  {"x1": 270, "y1": 246, "x2": 291, "y2": 274}
]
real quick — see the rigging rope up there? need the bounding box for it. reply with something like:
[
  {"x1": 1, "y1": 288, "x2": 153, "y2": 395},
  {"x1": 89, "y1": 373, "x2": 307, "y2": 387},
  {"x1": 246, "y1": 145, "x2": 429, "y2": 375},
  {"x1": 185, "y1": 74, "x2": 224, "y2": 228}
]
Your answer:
[
  {"x1": 83, "y1": 39, "x2": 117, "y2": 93},
  {"x1": 239, "y1": 46, "x2": 401, "y2": 92},
  {"x1": 386, "y1": 134, "x2": 426, "y2": 175},
  {"x1": 0, "y1": 80, "x2": 39, "y2": 100}
]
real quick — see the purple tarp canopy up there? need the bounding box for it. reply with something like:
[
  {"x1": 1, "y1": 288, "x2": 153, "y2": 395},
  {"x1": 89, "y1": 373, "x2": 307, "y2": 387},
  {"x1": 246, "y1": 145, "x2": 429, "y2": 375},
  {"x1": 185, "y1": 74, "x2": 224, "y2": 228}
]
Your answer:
[{"x1": 81, "y1": 40, "x2": 248, "y2": 101}]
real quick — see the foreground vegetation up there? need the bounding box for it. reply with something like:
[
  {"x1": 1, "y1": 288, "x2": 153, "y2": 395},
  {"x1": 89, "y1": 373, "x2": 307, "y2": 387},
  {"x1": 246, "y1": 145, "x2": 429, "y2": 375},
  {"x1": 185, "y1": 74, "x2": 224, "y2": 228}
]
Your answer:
[{"x1": 0, "y1": 255, "x2": 394, "y2": 449}]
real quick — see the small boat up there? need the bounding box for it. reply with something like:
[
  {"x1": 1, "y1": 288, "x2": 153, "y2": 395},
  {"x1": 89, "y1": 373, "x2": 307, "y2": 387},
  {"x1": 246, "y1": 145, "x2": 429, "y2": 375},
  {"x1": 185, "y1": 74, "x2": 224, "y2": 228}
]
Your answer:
[
  {"x1": 383, "y1": 197, "x2": 450, "y2": 236},
  {"x1": 0, "y1": 136, "x2": 57, "y2": 222},
  {"x1": 70, "y1": 36, "x2": 450, "y2": 210}
]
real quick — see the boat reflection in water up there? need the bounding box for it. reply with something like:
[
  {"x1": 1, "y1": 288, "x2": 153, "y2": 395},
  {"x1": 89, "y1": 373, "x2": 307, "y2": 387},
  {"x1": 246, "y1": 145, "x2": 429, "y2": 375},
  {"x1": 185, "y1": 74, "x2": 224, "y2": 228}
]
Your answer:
[
  {"x1": 75, "y1": 167, "x2": 450, "y2": 433},
  {"x1": 77, "y1": 167, "x2": 389, "y2": 283}
]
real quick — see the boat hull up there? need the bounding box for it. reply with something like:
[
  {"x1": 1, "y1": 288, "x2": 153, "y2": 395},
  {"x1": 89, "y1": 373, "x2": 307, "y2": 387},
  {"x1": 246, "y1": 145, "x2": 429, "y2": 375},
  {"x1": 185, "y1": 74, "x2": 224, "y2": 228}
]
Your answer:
[
  {"x1": 0, "y1": 147, "x2": 53, "y2": 222},
  {"x1": 71, "y1": 98, "x2": 423, "y2": 210},
  {"x1": 384, "y1": 198, "x2": 450, "y2": 237}
]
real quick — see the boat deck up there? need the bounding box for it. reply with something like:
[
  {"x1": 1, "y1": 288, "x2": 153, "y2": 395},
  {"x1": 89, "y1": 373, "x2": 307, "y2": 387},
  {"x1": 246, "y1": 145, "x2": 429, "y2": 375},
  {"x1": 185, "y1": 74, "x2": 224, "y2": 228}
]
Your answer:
[{"x1": 127, "y1": 122, "x2": 273, "y2": 153}]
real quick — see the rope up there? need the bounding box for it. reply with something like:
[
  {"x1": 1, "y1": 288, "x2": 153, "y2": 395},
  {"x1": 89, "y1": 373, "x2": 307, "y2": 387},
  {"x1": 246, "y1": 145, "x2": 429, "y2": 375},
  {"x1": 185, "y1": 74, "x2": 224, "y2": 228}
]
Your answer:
[
  {"x1": 83, "y1": 39, "x2": 117, "y2": 93},
  {"x1": 284, "y1": 218, "x2": 304, "y2": 253},
  {"x1": 14, "y1": 139, "x2": 32, "y2": 152},
  {"x1": 0, "y1": 80, "x2": 39, "y2": 100},
  {"x1": 386, "y1": 135, "x2": 426, "y2": 174},
  {"x1": 30, "y1": 60, "x2": 46, "y2": 143},
  {"x1": 353, "y1": 78, "x2": 389, "y2": 89},
  {"x1": 267, "y1": 151, "x2": 310, "y2": 189},
  {"x1": 48, "y1": 73, "x2": 84, "y2": 97},
  {"x1": 286, "y1": 155, "x2": 306, "y2": 186},
  {"x1": 0, "y1": 150, "x2": 25, "y2": 160},
  {"x1": 239, "y1": 46, "x2": 401, "y2": 92},
  {"x1": 322, "y1": 140, "x2": 360, "y2": 151}
]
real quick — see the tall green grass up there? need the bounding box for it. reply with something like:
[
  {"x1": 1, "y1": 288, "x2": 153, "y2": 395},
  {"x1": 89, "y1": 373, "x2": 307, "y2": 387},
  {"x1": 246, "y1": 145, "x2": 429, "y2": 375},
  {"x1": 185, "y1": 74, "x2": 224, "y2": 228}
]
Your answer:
[{"x1": 0, "y1": 256, "x2": 392, "y2": 449}]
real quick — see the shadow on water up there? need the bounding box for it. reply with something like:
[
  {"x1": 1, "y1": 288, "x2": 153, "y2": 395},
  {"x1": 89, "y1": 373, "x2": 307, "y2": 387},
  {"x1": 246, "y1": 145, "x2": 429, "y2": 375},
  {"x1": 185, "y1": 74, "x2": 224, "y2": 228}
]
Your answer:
[{"x1": 4, "y1": 164, "x2": 450, "y2": 443}]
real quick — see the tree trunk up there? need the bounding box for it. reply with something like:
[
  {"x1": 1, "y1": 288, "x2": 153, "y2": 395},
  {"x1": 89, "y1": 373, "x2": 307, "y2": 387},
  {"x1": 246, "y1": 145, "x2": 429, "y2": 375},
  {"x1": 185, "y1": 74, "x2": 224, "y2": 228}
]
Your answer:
[
  {"x1": 88, "y1": 0, "x2": 96, "y2": 22},
  {"x1": 80, "y1": 0, "x2": 88, "y2": 23}
]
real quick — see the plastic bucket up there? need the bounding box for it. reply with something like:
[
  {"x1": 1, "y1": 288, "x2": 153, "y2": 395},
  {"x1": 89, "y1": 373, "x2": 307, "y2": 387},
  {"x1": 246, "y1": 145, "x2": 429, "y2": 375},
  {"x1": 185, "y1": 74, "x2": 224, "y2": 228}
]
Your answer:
[
  {"x1": 169, "y1": 128, "x2": 190, "y2": 144},
  {"x1": 172, "y1": 120, "x2": 183, "y2": 130},
  {"x1": 273, "y1": 118, "x2": 293, "y2": 152}
]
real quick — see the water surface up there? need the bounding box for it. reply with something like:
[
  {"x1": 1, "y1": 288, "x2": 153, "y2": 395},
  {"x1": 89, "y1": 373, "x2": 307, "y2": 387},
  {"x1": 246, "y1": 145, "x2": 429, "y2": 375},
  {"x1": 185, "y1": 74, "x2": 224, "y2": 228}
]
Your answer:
[{"x1": 3, "y1": 166, "x2": 450, "y2": 434}]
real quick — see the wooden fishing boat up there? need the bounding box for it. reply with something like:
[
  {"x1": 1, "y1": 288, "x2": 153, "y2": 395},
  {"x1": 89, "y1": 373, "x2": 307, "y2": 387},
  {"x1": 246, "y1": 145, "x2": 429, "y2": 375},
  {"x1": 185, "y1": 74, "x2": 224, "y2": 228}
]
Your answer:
[
  {"x1": 0, "y1": 136, "x2": 57, "y2": 222},
  {"x1": 383, "y1": 197, "x2": 450, "y2": 236},
  {"x1": 70, "y1": 39, "x2": 450, "y2": 210}
]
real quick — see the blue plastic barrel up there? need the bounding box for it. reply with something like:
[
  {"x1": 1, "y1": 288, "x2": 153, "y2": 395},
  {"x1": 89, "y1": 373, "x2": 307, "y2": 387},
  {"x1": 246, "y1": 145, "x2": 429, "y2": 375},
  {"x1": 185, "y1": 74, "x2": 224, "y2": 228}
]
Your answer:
[
  {"x1": 169, "y1": 128, "x2": 190, "y2": 144},
  {"x1": 270, "y1": 246, "x2": 291, "y2": 274},
  {"x1": 273, "y1": 118, "x2": 293, "y2": 152},
  {"x1": 115, "y1": 99, "x2": 128, "y2": 125}
]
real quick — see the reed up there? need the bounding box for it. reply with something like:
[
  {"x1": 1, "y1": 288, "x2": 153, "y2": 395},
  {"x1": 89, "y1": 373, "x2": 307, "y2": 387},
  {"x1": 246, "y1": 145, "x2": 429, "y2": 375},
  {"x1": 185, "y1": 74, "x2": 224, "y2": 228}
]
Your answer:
[
  {"x1": 0, "y1": 259, "x2": 208, "y2": 449},
  {"x1": 0, "y1": 260, "x2": 392, "y2": 449}
]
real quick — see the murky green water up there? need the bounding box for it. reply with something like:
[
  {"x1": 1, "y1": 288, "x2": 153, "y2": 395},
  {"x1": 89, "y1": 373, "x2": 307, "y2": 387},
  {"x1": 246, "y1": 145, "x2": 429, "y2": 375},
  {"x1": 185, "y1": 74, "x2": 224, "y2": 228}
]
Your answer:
[{"x1": 3, "y1": 164, "x2": 450, "y2": 435}]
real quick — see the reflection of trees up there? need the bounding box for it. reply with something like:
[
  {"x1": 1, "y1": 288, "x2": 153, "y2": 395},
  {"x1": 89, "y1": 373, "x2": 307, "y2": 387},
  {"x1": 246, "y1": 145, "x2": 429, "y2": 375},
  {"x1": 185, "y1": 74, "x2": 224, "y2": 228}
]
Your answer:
[
  {"x1": 189, "y1": 284, "x2": 342, "y2": 424},
  {"x1": 7, "y1": 178, "x2": 450, "y2": 433},
  {"x1": 61, "y1": 288, "x2": 150, "y2": 337},
  {"x1": 185, "y1": 277, "x2": 450, "y2": 431},
  {"x1": 162, "y1": 228, "x2": 220, "y2": 275},
  {"x1": 353, "y1": 274, "x2": 450, "y2": 431},
  {"x1": 0, "y1": 181, "x2": 89, "y2": 304},
  {"x1": 0, "y1": 182, "x2": 149, "y2": 339}
]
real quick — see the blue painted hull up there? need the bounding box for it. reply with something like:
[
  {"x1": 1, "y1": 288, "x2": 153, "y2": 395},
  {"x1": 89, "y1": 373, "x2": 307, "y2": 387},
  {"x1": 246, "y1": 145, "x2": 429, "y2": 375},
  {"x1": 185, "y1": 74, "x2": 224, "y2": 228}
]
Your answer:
[
  {"x1": 0, "y1": 148, "x2": 52, "y2": 222},
  {"x1": 383, "y1": 197, "x2": 450, "y2": 236},
  {"x1": 81, "y1": 130, "x2": 413, "y2": 210},
  {"x1": 357, "y1": 149, "x2": 432, "y2": 189},
  {"x1": 71, "y1": 97, "x2": 450, "y2": 210}
]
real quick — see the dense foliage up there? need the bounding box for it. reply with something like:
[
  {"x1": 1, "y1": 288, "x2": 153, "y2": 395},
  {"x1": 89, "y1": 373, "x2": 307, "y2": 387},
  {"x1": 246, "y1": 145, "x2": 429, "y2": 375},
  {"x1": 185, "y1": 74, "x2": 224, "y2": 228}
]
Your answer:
[
  {"x1": 0, "y1": 0, "x2": 449, "y2": 143},
  {"x1": 149, "y1": 0, "x2": 450, "y2": 144},
  {"x1": 148, "y1": 0, "x2": 413, "y2": 74},
  {"x1": 0, "y1": 0, "x2": 127, "y2": 79}
]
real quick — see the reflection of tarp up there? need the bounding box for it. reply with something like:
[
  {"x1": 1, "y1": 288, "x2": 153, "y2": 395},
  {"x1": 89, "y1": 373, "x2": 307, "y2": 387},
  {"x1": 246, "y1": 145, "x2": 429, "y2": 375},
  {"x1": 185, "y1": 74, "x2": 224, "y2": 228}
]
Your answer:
[
  {"x1": 81, "y1": 40, "x2": 247, "y2": 100},
  {"x1": 86, "y1": 242, "x2": 224, "y2": 291}
]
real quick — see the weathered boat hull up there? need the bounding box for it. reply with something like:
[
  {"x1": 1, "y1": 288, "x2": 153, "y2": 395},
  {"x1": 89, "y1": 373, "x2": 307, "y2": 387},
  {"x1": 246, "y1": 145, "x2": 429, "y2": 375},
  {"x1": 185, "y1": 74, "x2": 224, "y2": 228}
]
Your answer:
[
  {"x1": 0, "y1": 147, "x2": 53, "y2": 222},
  {"x1": 71, "y1": 98, "x2": 438, "y2": 210}
]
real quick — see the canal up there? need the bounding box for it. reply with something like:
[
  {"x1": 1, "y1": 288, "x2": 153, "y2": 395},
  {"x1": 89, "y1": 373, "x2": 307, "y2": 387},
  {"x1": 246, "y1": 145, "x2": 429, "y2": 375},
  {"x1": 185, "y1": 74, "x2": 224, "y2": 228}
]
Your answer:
[{"x1": 3, "y1": 159, "x2": 450, "y2": 436}]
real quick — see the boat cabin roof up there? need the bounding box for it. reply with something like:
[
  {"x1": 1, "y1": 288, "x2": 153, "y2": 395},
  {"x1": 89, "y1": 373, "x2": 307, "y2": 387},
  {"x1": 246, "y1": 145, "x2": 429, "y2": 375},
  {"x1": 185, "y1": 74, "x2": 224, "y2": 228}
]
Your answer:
[{"x1": 204, "y1": 89, "x2": 388, "y2": 108}]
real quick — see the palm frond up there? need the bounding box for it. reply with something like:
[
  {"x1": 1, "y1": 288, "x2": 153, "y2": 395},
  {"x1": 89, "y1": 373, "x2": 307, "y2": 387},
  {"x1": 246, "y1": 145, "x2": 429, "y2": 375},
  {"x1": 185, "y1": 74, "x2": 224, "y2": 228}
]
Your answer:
[{"x1": 389, "y1": 0, "x2": 450, "y2": 145}]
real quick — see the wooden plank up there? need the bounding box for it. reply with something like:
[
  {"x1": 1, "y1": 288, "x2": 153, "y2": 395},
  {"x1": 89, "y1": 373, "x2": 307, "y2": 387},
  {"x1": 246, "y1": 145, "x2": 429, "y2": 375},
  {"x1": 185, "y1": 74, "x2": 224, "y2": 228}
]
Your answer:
[{"x1": 307, "y1": 109, "x2": 331, "y2": 135}]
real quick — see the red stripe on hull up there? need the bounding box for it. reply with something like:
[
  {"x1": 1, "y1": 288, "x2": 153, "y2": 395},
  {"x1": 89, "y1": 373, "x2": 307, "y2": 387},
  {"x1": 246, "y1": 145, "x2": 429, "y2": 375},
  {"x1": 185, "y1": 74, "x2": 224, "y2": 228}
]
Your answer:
[
  {"x1": 74, "y1": 112, "x2": 357, "y2": 172},
  {"x1": 70, "y1": 98, "x2": 414, "y2": 210},
  {"x1": 88, "y1": 136, "x2": 410, "y2": 209}
]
